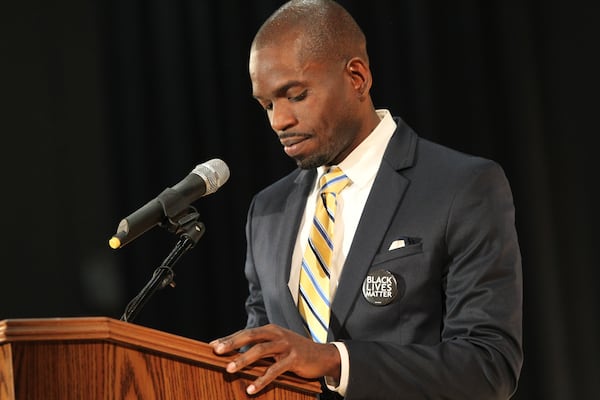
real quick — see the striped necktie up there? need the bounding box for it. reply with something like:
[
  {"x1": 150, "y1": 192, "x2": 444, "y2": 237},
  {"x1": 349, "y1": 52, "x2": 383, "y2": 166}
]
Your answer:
[{"x1": 298, "y1": 166, "x2": 350, "y2": 343}]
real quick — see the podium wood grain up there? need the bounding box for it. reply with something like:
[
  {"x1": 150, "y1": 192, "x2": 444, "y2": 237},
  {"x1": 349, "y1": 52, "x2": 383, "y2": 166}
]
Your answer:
[{"x1": 0, "y1": 317, "x2": 321, "y2": 399}]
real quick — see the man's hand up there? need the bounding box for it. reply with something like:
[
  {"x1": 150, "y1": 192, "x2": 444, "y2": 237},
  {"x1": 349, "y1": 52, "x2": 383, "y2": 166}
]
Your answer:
[{"x1": 210, "y1": 324, "x2": 341, "y2": 395}]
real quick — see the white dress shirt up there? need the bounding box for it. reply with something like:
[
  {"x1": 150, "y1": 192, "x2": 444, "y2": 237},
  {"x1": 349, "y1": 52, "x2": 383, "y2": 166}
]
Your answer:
[{"x1": 287, "y1": 109, "x2": 396, "y2": 395}]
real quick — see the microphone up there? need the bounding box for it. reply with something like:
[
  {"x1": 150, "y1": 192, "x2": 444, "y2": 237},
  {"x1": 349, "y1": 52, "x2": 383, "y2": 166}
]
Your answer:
[{"x1": 108, "y1": 159, "x2": 230, "y2": 249}]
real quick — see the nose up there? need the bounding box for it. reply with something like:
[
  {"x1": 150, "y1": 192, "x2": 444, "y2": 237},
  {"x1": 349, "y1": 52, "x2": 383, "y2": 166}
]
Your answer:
[{"x1": 269, "y1": 102, "x2": 297, "y2": 132}]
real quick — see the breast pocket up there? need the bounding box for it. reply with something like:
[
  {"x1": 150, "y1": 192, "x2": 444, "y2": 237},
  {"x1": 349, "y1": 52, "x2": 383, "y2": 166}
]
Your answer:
[{"x1": 372, "y1": 240, "x2": 423, "y2": 266}]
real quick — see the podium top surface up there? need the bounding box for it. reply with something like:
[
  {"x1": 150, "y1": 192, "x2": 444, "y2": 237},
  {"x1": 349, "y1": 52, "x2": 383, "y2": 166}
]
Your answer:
[
  {"x1": 0, "y1": 316, "x2": 321, "y2": 394},
  {"x1": 1, "y1": 316, "x2": 209, "y2": 358}
]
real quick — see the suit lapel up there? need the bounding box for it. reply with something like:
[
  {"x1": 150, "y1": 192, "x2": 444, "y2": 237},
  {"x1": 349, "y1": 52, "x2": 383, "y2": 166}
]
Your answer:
[
  {"x1": 275, "y1": 169, "x2": 316, "y2": 334},
  {"x1": 329, "y1": 121, "x2": 417, "y2": 338}
]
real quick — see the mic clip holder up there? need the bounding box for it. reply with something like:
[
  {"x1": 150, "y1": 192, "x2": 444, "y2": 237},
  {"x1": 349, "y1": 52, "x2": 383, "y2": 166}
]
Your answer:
[{"x1": 120, "y1": 206, "x2": 206, "y2": 323}]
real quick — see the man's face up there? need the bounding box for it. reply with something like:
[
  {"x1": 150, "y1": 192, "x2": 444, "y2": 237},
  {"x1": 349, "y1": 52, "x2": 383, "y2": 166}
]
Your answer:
[{"x1": 249, "y1": 38, "x2": 363, "y2": 169}]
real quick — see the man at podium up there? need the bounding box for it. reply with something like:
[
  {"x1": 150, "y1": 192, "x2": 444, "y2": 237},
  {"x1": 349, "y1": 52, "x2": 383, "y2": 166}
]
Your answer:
[{"x1": 211, "y1": 1, "x2": 523, "y2": 399}]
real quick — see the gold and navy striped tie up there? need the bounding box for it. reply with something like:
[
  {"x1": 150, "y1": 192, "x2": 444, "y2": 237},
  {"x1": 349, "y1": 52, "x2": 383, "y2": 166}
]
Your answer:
[{"x1": 298, "y1": 166, "x2": 350, "y2": 343}]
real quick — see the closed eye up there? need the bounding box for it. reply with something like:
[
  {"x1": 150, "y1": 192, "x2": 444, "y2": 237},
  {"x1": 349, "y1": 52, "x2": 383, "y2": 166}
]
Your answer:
[
  {"x1": 255, "y1": 89, "x2": 307, "y2": 111},
  {"x1": 289, "y1": 90, "x2": 307, "y2": 102}
]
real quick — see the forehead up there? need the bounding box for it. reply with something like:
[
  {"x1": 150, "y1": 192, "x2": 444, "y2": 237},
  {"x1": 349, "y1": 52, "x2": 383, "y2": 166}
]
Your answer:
[
  {"x1": 250, "y1": 45, "x2": 333, "y2": 101},
  {"x1": 250, "y1": 43, "x2": 305, "y2": 92}
]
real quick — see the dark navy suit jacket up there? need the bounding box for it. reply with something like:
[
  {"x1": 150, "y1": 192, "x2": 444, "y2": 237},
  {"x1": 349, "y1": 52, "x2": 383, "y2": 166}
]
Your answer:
[{"x1": 243, "y1": 118, "x2": 523, "y2": 399}]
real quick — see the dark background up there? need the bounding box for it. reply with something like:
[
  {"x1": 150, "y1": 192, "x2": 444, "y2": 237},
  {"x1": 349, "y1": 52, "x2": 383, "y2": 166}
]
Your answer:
[{"x1": 1, "y1": 1, "x2": 598, "y2": 398}]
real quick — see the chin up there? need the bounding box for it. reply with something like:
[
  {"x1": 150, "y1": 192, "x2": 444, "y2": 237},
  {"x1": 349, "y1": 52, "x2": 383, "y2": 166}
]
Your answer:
[{"x1": 295, "y1": 154, "x2": 330, "y2": 170}]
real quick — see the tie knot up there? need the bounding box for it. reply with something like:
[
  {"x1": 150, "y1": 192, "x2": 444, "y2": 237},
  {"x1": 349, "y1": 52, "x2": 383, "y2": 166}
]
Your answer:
[{"x1": 319, "y1": 166, "x2": 350, "y2": 195}]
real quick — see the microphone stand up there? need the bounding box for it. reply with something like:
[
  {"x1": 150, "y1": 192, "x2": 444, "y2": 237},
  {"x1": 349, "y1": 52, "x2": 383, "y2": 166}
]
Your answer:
[{"x1": 120, "y1": 208, "x2": 205, "y2": 323}]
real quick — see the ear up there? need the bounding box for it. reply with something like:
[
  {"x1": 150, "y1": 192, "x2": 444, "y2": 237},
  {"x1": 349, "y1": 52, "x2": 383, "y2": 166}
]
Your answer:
[{"x1": 346, "y1": 57, "x2": 372, "y2": 99}]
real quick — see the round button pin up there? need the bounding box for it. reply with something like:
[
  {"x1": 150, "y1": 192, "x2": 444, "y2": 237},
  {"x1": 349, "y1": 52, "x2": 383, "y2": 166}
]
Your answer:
[{"x1": 362, "y1": 269, "x2": 399, "y2": 306}]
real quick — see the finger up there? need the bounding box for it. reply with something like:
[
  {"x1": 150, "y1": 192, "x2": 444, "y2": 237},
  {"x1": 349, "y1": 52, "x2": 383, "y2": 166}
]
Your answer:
[
  {"x1": 246, "y1": 356, "x2": 292, "y2": 395},
  {"x1": 224, "y1": 341, "x2": 280, "y2": 373},
  {"x1": 211, "y1": 325, "x2": 280, "y2": 354},
  {"x1": 209, "y1": 329, "x2": 244, "y2": 346},
  {"x1": 209, "y1": 329, "x2": 248, "y2": 354}
]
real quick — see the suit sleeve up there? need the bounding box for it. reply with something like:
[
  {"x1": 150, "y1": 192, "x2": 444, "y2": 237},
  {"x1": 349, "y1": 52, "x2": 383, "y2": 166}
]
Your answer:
[
  {"x1": 343, "y1": 162, "x2": 523, "y2": 400},
  {"x1": 243, "y1": 196, "x2": 270, "y2": 329}
]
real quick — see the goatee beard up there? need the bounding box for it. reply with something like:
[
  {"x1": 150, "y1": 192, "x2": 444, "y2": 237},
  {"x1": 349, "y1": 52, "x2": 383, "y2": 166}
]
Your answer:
[{"x1": 294, "y1": 153, "x2": 331, "y2": 169}]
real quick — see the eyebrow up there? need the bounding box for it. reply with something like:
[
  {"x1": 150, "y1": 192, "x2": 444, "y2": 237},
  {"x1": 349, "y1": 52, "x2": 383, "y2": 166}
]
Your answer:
[{"x1": 253, "y1": 80, "x2": 304, "y2": 101}]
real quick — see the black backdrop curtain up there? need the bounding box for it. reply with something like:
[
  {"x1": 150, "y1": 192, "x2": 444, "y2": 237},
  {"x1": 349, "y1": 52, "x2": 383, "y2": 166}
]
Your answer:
[{"x1": 1, "y1": 1, "x2": 598, "y2": 399}]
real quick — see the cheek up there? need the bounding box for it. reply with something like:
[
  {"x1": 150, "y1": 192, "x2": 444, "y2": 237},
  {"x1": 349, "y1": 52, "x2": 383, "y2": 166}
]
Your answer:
[
  {"x1": 298, "y1": 87, "x2": 352, "y2": 141},
  {"x1": 325, "y1": 106, "x2": 357, "y2": 141}
]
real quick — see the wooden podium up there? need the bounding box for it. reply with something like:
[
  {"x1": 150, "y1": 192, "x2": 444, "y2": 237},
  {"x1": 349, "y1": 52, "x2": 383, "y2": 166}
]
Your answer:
[{"x1": 0, "y1": 317, "x2": 321, "y2": 399}]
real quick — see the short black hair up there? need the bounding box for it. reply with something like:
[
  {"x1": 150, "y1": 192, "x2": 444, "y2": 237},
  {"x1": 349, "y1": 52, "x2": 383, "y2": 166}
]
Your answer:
[{"x1": 252, "y1": 0, "x2": 368, "y2": 65}]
